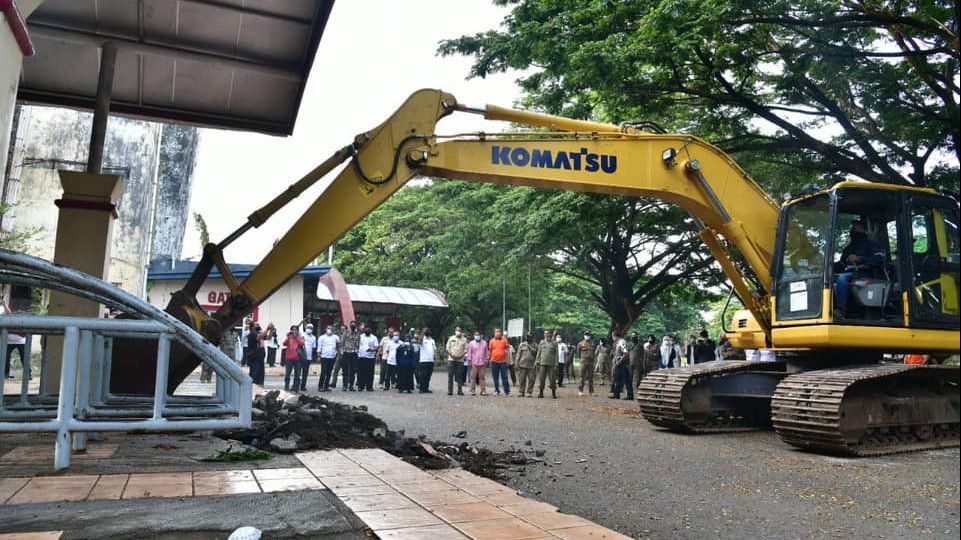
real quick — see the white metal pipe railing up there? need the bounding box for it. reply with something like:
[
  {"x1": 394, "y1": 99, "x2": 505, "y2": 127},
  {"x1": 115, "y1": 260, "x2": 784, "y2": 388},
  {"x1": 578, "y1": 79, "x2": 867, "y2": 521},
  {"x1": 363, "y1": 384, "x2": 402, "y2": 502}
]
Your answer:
[{"x1": 1, "y1": 248, "x2": 252, "y2": 470}]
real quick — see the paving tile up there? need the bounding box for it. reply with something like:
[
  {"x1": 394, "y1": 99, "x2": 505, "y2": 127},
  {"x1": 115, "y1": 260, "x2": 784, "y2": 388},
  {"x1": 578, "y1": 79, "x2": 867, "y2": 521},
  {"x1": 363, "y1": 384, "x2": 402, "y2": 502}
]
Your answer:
[
  {"x1": 373, "y1": 524, "x2": 469, "y2": 539},
  {"x1": 0, "y1": 532, "x2": 64, "y2": 540},
  {"x1": 8, "y1": 475, "x2": 99, "y2": 504},
  {"x1": 192, "y1": 470, "x2": 255, "y2": 483},
  {"x1": 433, "y1": 501, "x2": 514, "y2": 523},
  {"x1": 123, "y1": 472, "x2": 192, "y2": 499},
  {"x1": 353, "y1": 507, "x2": 443, "y2": 530},
  {"x1": 458, "y1": 482, "x2": 516, "y2": 497},
  {"x1": 478, "y1": 491, "x2": 529, "y2": 507},
  {"x1": 87, "y1": 474, "x2": 128, "y2": 501},
  {"x1": 0, "y1": 477, "x2": 30, "y2": 504},
  {"x1": 499, "y1": 500, "x2": 560, "y2": 516},
  {"x1": 1, "y1": 444, "x2": 118, "y2": 462},
  {"x1": 251, "y1": 467, "x2": 313, "y2": 481},
  {"x1": 389, "y1": 479, "x2": 456, "y2": 492},
  {"x1": 339, "y1": 492, "x2": 418, "y2": 512},
  {"x1": 328, "y1": 484, "x2": 399, "y2": 497},
  {"x1": 320, "y1": 474, "x2": 386, "y2": 489},
  {"x1": 193, "y1": 480, "x2": 261, "y2": 496},
  {"x1": 453, "y1": 517, "x2": 549, "y2": 540},
  {"x1": 431, "y1": 469, "x2": 479, "y2": 483},
  {"x1": 258, "y1": 477, "x2": 325, "y2": 492},
  {"x1": 549, "y1": 524, "x2": 633, "y2": 540},
  {"x1": 522, "y1": 511, "x2": 592, "y2": 531},
  {"x1": 405, "y1": 488, "x2": 479, "y2": 507}
]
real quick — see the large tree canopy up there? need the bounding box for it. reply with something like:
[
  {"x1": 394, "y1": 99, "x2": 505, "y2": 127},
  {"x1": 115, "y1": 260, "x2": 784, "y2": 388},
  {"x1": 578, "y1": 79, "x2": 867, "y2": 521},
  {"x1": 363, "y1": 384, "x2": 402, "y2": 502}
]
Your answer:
[{"x1": 440, "y1": 0, "x2": 959, "y2": 190}]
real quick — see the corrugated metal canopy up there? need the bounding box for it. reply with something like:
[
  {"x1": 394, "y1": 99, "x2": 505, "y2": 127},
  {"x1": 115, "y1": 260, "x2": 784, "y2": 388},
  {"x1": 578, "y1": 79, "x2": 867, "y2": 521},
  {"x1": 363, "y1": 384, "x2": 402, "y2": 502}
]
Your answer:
[
  {"x1": 18, "y1": 0, "x2": 334, "y2": 135},
  {"x1": 317, "y1": 284, "x2": 449, "y2": 309}
]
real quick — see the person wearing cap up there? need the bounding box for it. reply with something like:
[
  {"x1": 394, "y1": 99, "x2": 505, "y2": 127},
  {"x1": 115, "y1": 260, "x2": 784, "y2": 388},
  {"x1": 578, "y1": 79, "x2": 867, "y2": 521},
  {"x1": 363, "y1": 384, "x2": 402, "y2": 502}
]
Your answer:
[
  {"x1": 514, "y1": 332, "x2": 538, "y2": 397},
  {"x1": 594, "y1": 337, "x2": 612, "y2": 385},
  {"x1": 576, "y1": 330, "x2": 597, "y2": 396},
  {"x1": 535, "y1": 329, "x2": 558, "y2": 399}
]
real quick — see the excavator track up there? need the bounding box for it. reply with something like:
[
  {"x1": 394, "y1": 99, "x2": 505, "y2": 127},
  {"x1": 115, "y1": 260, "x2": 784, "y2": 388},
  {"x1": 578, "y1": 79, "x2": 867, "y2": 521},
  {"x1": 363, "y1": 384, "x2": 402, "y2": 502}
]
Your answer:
[
  {"x1": 772, "y1": 364, "x2": 960, "y2": 456},
  {"x1": 638, "y1": 361, "x2": 786, "y2": 433}
]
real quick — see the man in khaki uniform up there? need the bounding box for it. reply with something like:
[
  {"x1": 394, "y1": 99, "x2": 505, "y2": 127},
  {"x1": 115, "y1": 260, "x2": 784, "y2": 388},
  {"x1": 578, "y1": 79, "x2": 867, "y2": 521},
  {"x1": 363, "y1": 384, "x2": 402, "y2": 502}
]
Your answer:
[
  {"x1": 514, "y1": 332, "x2": 538, "y2": 397},
  {"x1": 535, "y1": 329, "x2": 559, "y2": 399},
  {"x1": 595, "y1": 339, "x2": 612, "y2": 385},
  {"x1": 628, "y1": 331, "x2": 646, "y2": 391},
  {"x1": 576, "y1": 330, "x2": 598, "y2": 395},
  {"x1": 445, "y1": 327, "x2": 469, "y2": 395}
]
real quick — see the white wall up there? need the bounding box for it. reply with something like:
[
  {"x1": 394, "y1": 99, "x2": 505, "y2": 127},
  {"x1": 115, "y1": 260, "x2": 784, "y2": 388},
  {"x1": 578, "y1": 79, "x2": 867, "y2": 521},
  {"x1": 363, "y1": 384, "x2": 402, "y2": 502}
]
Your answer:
[{"x1": 147, "y1": 276, "x2": 305, "y2": 332}]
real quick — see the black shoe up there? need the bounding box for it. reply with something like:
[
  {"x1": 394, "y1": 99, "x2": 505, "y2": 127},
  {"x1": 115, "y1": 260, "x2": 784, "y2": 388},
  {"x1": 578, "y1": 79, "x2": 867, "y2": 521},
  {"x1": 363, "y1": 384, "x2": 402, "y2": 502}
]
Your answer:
[
  {"x1": 625, "y1": 396, "x2": 634, "y2": 401},
  {"x1": 551, "y1": 390, "x2": 557, "y2": 399},
  {"x1": 424, "y1": 390, "x2": 433, "y2": 394},
  {"x1": 537, "y1": 392, "x2": 544, "y2": 398},
  {"x1": 348, "y1": 386, "x2": 355, "y2": 391},
  {"x1": 608, "y1": 394, "x2": 619, "y2": 399}
]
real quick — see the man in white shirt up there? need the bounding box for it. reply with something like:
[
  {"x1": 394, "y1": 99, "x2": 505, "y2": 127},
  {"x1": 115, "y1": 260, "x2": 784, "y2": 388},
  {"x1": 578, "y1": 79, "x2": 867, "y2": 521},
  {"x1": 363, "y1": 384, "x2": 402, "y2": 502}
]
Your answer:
[
  {"x1": 417, "y1": 329, "x2": 436, "y2": 393},
  {"x1": 556, "y1": 333, "x2": 569, "y2": 387},
  {"x1": 384, "y1": 330, "x2": 401, "y2": 391},
  {"x1": 316, "y1": 325, "x2": 340, "y2": 391},
  {"x1": 378, "y1": 327, "x2": 395, "y2": 389},
  {"x1": 357, "y1": 323, "x2": 379, "y2": 391}
]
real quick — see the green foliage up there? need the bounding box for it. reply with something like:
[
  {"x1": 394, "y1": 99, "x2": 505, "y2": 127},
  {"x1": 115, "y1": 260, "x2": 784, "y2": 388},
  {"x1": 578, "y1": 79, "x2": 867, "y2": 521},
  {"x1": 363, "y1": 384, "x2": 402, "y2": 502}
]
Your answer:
[
  {"x1": 440, "y1": 0, "x2": 959, "y2": 191},
  {"x1": 0, "y1": 203, "x2": 39, "y2": 251},
  {"x1": 193, "y1": 212, "x2": 210, "y2": 248}
]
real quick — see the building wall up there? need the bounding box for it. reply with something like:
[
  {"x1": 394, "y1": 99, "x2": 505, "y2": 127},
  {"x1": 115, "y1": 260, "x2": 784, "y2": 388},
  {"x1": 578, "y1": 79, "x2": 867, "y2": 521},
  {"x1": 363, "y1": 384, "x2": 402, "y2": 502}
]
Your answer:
[
  {"x1": 147, "y1": 275, "x2": 305, "y2": 332},
  {"x1": 2, "y1": 104, "x2": 198, "y2": 296}
]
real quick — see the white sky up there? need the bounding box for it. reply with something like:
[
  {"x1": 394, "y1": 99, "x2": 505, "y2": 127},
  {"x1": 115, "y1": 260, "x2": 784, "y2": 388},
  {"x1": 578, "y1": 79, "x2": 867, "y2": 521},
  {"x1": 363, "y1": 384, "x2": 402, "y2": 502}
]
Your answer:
[{"x1": 184, "y1": 0, "x2": 523, "y2": 263}]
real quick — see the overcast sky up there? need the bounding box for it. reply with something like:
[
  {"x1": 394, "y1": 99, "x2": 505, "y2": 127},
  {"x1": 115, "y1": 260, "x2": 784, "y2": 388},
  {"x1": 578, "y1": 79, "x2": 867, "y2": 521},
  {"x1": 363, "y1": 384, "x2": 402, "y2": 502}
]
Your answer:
[{"x1": 185, "y1": 1, "x2": 523, "y2": 263}]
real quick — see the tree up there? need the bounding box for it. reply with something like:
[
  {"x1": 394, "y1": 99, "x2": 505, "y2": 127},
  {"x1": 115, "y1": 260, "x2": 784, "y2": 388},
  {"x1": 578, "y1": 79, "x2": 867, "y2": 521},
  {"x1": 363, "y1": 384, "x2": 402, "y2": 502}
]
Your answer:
[
  {"x1": 192, "y1": 212, "x2": 210, "y2": 249},
  {"x1": 440, "y1": 0, "x2": 959, "y2": 190},
  {"x1": 490, "y1": 188, "x2": 721, "y2": 334}
]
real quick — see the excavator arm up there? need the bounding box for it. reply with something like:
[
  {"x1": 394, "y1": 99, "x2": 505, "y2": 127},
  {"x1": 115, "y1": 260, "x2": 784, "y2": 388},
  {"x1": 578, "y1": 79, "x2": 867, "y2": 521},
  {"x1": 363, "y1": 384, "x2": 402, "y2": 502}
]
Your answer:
[{"x1": 161, "y1": 88, "x2": 780, "y2": 391}]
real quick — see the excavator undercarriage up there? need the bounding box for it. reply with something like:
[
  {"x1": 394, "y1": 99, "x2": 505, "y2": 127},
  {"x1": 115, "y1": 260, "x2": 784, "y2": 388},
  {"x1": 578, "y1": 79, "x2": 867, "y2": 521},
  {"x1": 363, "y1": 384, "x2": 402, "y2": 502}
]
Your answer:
[{"x1": 638, "y1": 361, "x2": 960, "y2": 456}]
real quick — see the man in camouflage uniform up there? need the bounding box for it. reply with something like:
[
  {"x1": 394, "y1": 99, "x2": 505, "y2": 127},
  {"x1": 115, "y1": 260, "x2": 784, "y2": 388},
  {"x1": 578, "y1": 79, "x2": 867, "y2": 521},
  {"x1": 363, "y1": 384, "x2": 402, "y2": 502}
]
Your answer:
[
  {"x1": 339, "y1": 321, "x2": 361, "y2": 391},
  {"x1": 595, "y1": 338, "x2": 612, "y2": 385},
  {"x1": 514, "y1": 332, "x2": 538, "y2": 397},
  {"x1": 576, "y1": 330, "x2": 597, "y2": 395},
  {"x1": 628, "y1": 331, "x2": 646, "y2": 391},
  {"x1": 535, "y1": 329, "x2": 558, "y2": 399}
]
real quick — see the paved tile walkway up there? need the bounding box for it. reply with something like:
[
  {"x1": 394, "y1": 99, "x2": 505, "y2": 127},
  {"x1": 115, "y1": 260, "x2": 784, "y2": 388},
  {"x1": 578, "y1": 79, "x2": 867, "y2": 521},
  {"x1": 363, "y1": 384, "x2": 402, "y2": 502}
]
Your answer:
[
  {"x1": 0, "y1": 445, "x2": 629, "y2": 539},
  {"x1": 302, "y1": 448, "x2": 631, "y2": 540}
]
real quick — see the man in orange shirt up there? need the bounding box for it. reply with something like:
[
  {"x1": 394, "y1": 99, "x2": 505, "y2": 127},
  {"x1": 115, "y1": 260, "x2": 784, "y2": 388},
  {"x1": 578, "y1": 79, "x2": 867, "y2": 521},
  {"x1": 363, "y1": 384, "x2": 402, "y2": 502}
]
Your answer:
[{"x1": 488, "y1": 328, "x2": 511, "y2": 396}]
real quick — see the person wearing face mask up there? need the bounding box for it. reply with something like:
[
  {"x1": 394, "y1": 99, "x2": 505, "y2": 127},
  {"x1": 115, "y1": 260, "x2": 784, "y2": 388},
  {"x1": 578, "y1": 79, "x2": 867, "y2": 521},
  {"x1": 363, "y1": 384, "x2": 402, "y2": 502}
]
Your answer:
[
  {"x1": 418, "y1": 327, "x2": 436, "y2": 393},
  {"x1": 378, "y1": 327, "x2": 395, "y2": 389},
  {"x1": 395, "y1": 332, "x2": 417, "y2": 393},
  {"x1": 357, "y1": 323, "x2": 379, "y2": 391},
  {"x1": 594, "y1": 338, "x2": 612, "y2": 385},
  {"x1": 657, "y1": 335, "x2": 683, "y2": 369},
  {"x1": 554, "y1": 332, "x2": 569, "y2": 387},
  {"x1": 608, "y1": 330, "x2": 634, "y2": 400},
  {"x1": 628, "y1": 331, "x2": 646, "y2": 391},
  {"x1": 575, "y1": 331, "x2": 597, "y2": 396},
  {"x1": 693, "y1": 329, "x2": 717, "y2": 365},
  {"x1": 466, "y1": 331, "x2": 489, "y2": 396},
  {"x1": 316, "y1": 325, "x2": 340, "y2": 391},
  {"x1": 833, "y1": 220, "x2": 884, "y2": 318},
  {"x1": 641, "y1": 334, "x2": 659, "y2": 377},
  {"x1": 514, "y1": 332, "x2": 538, "y2": 397},
  {"x1": 445, "y1": 326, "x2": 469, "y2": 396},
  {"x1": 488, "y1": 328, "x2": 511, "y2": 396},
  {"x1": 384, "y1": 331, "x2": 401, "y2": 390},
  {"x1": 339, "y1": 321, "x2": 361, "y2": 391},
  {"x1": 535, "y1": 329, "x2": 559, "y2": 399}
]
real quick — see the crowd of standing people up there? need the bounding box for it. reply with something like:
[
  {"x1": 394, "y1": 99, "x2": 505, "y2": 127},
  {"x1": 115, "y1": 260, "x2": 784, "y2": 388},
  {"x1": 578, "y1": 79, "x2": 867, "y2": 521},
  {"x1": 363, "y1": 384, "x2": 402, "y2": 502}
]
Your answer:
[{"x1": 222, "y1": 319, "x2": 738, "y2": 400}]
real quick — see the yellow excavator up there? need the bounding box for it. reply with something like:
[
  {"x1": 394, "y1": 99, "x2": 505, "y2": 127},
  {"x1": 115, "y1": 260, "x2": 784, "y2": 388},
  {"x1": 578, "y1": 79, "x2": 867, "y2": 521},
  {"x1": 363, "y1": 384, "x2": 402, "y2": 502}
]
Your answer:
[{"x1": 119, "y1": 89, "x2": 958, "y2": 456}]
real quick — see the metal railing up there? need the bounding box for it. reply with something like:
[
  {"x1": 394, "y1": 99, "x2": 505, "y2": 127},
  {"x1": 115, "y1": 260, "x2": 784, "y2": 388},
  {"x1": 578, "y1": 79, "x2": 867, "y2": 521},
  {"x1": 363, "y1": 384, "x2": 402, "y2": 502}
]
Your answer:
[{"x1": 0, "y1": 249, "x2": 251, "y2": 469}]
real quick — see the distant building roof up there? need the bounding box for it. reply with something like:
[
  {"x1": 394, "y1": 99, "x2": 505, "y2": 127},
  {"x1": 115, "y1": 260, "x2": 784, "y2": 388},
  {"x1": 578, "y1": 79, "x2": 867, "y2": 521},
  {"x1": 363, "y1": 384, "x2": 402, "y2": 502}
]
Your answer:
[
  {"x1": 21, "y1": 0, "x2": 335, "y2": 135},
  {"x1": 316, "y1": 283, "x2": 448, "y2": 309},
  {"x1": 147, "y1": 258, "x2": 330, "y2": 282}
]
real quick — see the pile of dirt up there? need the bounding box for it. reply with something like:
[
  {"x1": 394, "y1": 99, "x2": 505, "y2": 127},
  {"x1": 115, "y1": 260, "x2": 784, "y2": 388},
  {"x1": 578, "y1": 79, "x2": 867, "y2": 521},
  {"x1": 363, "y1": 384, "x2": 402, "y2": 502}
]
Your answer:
[{"x1": 215, "y1": 391, "x2": 534, "y2": 480}]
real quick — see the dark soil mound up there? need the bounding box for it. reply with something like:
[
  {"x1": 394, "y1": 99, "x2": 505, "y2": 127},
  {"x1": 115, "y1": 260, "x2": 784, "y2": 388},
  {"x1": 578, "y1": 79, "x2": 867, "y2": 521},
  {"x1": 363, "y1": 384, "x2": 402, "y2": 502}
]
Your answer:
[{"x1": 216, "y1": 391, "x2": 532, "y2": 480}]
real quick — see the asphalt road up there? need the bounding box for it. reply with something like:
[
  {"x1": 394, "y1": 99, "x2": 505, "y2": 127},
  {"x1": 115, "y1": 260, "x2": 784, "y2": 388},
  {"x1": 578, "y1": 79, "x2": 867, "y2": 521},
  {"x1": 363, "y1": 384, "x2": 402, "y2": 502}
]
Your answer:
[{"x1": 264, "y1": 368, "x2": 960, "y2": 540}]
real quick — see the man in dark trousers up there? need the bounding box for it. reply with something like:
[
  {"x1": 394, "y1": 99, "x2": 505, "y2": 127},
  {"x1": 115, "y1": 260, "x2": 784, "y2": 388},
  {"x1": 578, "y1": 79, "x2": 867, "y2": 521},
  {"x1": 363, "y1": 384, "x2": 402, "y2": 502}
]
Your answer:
[{"x1": 609, "y1": 331, "x2": 633, "y2": 400}]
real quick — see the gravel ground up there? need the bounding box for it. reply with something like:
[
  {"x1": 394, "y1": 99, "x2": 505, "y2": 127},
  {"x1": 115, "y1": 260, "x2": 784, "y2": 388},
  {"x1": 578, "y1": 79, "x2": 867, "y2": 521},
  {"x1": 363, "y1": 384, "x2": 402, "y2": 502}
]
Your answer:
[{"x1": 263, "y1": 368, "x2": 960, "y2": 540}]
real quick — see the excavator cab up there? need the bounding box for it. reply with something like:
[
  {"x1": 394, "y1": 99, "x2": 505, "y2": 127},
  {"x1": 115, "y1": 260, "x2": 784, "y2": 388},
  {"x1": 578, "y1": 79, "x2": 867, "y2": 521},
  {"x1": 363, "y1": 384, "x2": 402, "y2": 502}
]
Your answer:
[{"x1": 772, "y1": 182, "x2": 960, "y2": 347}]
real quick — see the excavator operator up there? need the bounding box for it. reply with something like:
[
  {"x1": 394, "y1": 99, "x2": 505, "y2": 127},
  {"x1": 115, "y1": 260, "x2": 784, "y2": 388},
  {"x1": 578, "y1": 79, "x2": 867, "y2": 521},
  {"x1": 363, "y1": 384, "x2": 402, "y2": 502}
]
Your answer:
[{"x1": 833, "y1": 220, "x2": 884, "y2": 317}]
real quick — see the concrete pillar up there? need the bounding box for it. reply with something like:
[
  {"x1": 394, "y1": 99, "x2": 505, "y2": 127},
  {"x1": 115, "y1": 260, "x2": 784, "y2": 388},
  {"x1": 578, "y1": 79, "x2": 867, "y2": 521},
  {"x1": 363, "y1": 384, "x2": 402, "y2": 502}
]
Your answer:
[
  {"x1": 42, "y1": 171, "x2": 124, "y2": 394},
  {"x1": 0, "y1": 0, "x2": 43, "y2": 187}
]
